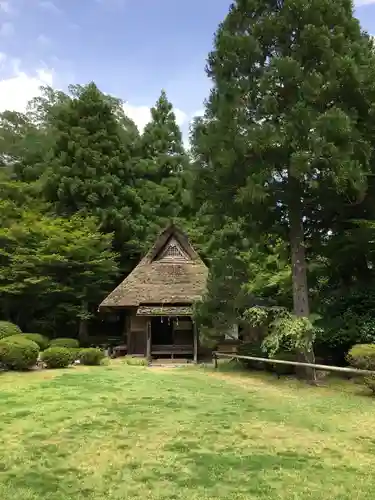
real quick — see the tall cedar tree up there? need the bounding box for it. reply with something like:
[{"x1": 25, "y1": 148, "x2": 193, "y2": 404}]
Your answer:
[
  {"x1": 138, "y1": 90, "x2": 189, "y2": 231},
  {"x1": 0, "y1": 111, "x2": 50, "y2": 181},
  {"x1": 192, "y1": 0, "x2": 375, "y2": 377},
  {"x1": 42, "y1": 82, "x2": 145, "y2": 271}
]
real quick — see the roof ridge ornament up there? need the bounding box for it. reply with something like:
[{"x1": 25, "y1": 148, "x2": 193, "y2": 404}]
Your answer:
[{"x1": 158, "y1": 237, "x2": 189, "y2": 261}]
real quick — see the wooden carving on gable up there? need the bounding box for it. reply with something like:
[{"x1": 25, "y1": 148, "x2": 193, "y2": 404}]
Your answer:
[{"x1": 157, "y1": 237, "x2": 189, "y2": 262}]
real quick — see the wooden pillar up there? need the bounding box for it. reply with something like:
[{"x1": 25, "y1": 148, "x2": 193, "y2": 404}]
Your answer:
[
  {"x1": 124, "y1": 314, "x2": 130, "y2": 344},
  {"x1": 193, "y1": 321, "x2": 198, "y2": 364},
  {"x1": 146, "y1": 319, "x2": 152, "y2": 362}
]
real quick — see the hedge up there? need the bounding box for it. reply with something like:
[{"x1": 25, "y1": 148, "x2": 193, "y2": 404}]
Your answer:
[
  {"x1": 346, "y1": 344, "x2": 375, "y2": 371},
  {"x1": 79, "y1": 348, "x2": 104, "y2": 366},
  {"x1": 0, "y1": 337, "x2": 39, "y2": 370},
  {"x1": 50, "y1": 338, "x2": 80, "y2": 349},
  {"x1": 19, "y1": 334, "x2": 50, "y2": 350},
  {"x1": 41, "y1": 347, "x2": 72, "y2": 369},
  {"x1": 121, "y1": 356, "x2": 148, "y2": 366},
  {"x1": 0, "y1": 321, "x2": 22, "y2": 340}
]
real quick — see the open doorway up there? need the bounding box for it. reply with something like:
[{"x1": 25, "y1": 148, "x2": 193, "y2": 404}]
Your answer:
[{"x1": 151, "y1": 317, "x2": 173, "y2": 345}]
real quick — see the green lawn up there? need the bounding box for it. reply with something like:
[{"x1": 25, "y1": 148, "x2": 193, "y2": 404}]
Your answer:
[{"x1": 0, "y1": 362, "x2": 375, "y2": 500}]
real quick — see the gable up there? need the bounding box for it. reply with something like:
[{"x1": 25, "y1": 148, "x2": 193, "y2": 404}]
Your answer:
[
  {"x1": 99, "y1": 224, "x2": 209, "y2": 309},
  {"x1": 155, "y1": 237, "x2": 190, "y2": 262}
]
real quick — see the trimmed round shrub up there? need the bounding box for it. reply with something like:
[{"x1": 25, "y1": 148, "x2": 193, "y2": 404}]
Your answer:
[
  {"x1": 122, "y1": 356, "x2": 148, "y2": 366},
  {"x1": 41, "y1": 347, "x2": 72, "y2": 369},
  {"x1": 17, "y1": 334, "x2": 50, "y2": 350},
  {"x1": 270, "y1": 351, "x2": 296, "y2": 376},
  {"x1": 364, "y1": 374, "x2": 375, "y2": 394},
  {"x1": 79, "y1": 348, "x2": 105, "y2": 366},
  {"x1": 346, "y1": 344, "x2": 375, "y2": 370},
  {"x1": 68, "y1": 348, "x2": 84, "y2": 363},
  {"x1": 0, "y1": 321, "x2": 22, "y2": 340},
  {"x1": 0, "y1": 338, "x2": 39, "y2": 370},
  {"x1": 3, "y1": 335, "x2": 40, "y2": 347},
  {"x1": 50, "y1": 338, "x2": 80, "y2": 349}
]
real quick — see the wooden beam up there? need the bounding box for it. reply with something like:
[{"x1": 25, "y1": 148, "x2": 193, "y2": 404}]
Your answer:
[
  {"x1": 193, "y1": 322, "x2": 198, "y2": 364},
  {"x1": 213, "y1": 352, "x2": 375, "y2": 376},
  {"x1": 146, "y1": 319, "x2": 152, "y2": 361}
]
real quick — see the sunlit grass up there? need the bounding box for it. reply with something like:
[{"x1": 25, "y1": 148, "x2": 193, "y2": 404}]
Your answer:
[{"x1": 0, "y1": 362, "x2": 374, "y2": 499}]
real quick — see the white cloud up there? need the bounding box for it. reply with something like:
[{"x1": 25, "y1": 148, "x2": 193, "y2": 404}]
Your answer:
[
  {"x1": 0, "y1": 1, "x2": 12, "y2": 14},
  {"x1": 37, "y1": 34, "x2": 51, "y2": 45},
  {"x1": 0, "y1": 22, "x2": 14, "y2": 37},
  {"x1": 122, "y1": 102, "x2": 187, "y2": 133},
  {"x1": 39, "y1": 0, "x2": 62, "y2": 14},
  {"x1": 355, "y1": 0, "x2": 375, "y2": 5},
  {"x1": 0, "y1": 60, "x2": 188, "y2": 138},
  {"x1": 192, "y1": 109, "x2": 205, "y2": 119},
  {"x1": 0, "y1": 64, "x2": 54, "y2": 113}
]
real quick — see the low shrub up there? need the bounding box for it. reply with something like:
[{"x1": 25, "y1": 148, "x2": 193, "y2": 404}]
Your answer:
[
  {"x1": 79, "y1": 348, "x2": 105, "y2": 366},
  {"x1": 0, "y1": 338, "x2": 39, "y2": 370},
  {"x1": 0, "y1": 321, "x2": 22, "y2": 340},
  {"x1": 4, "y1": 335, "x2": 33, "y2": 345},
  {"x1": 19, "y1": 334, "x2": 50, "y2": 350},
  {"x1": 121, "y1": 356, "x2": 148, "y2": 366},
  {"x1": 41, "y1": 347, "x2": 72, "y2": 369},
  {"x1": 346, "y1": 344, "x2": 375, "y2": 370},
  {"x1": 68, "y1": 347, "x2": 84, "y2": 363},
  {"x1": 50, "y1": 338, "x2": 80, "y2": 349},
  {"x1": 269, "y1": 351, "x2": 296, "y2": 375},
  {"x1": 364, "y1": 374, "x2": 375, "y2": 394},
  {"x1": 237, "y1": 341, "x2": 268, "y2": 370}
]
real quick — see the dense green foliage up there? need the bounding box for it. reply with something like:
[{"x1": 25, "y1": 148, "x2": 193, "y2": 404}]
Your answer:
[
  {"x1": 121, "y1": 356, "x2": 148, "y2": 366},
  {"x1": 0, "y1": 82, "x2": 191, "y2": 341},
  {"x1": 50, "y1": 338, "x2": 80, "y2": 349},
  {"x1": 79, "y1": 347, "x2": 105, "y2": 366},
  {"x1": 20, "y1": 334, "x2": 50, "y2": 351},
  {"x1": 346, "y1": 344, "x2": 375, "y2": 370},
  {"x1": 2, "y1": 2, "x2": 375, "y2": 367},
  {"x1": 0, "y1": 337, "x2": 39, "y2": 370},
  {"x1": 190, "y1": 0, "x2": 375, "y2": 377},
  {"x1": 346, "y1": 343, "x2": 375, "y2": 393},
  {"x1": 41, "y1": 347, "x2": 73, "y2": 369},
  {"x1": 0, "y1": 322, "x2": 22, "y2": 340}
]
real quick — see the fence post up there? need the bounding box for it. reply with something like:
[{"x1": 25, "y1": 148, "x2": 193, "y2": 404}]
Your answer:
[{"x1": 213, "y1": 352, "x2": 218, "y2": 369}]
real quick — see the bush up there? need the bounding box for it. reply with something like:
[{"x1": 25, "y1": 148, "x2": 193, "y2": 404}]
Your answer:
[
  {"x1": 237, "y1": 341, "x2": 268, "y2": 370},
  {"x1": 50, "y1": 338, "x2": 80, "y2": 349},
  {"x1": 0, "y1": 321, "x2": 22, "y2": 340},
  {"x1": 41, "y1": 347, "x2": 72, "y2": 369},
  {"x1": 121, "y1": 356, "x2": 148, "y2": 366},
  {"x1": 79, "y1": 348, "x2": 105, "y2": 366},
  {"x1": 0, "y1": 338, "x2": 39, "y2": 370},
  {"x1": 315, "y1": 287, "x2": 375, "y2": 365},
  {"x1": 346, "y1": 344, "x2": 375, "y2": 370},
  {"x1": 18, "y1": 334, "x2": 50, "y2": 350},
  {"x1": 364, "y1": 374, "x2": 375, "y2": 394},
  {"x1": 269, "y1": 350, "x2": 296, "y2": 375},
  {"x1": 3, "y1": 335, "x2": 33, "y2": 345},
  {"x1": 68, "y1": 347, "x2": 84, "y2": 363}
]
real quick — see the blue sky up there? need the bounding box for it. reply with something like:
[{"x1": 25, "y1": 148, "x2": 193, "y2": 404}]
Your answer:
[{"x1": 1, "y1": 0, "x2": 375, "y2": 135}]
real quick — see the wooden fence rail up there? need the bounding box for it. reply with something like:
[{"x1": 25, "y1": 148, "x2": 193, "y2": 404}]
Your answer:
[{"x1": 212, "y1": 351, "x2": 375, "y2": 376}]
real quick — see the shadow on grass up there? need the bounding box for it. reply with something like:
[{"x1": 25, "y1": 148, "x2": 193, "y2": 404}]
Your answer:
[{"x1": 199, "y1": 360, "x2": 373, "y2": 398}]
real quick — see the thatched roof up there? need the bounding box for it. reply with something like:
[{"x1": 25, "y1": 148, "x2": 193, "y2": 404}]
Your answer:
[{"x1": 99, "y1": 224, "x2": 208, "y2": 309}]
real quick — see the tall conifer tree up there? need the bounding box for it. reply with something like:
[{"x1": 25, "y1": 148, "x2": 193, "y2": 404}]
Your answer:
[{"x1": 192, "y1": 0, "x2": 375, "y2": 378}]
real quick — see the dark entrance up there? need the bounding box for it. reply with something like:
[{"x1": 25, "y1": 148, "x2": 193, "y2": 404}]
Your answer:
[
  {"x1": 150, "y1": 316, "x2": 194, "y2": 360},
  {"x1": 151, "y1": 316, "x2": 173, "y2": 345}
]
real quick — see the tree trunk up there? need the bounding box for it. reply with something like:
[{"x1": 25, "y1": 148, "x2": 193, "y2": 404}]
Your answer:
[
  {"x1": 289, "y1": 190, "x2": 316, "y2": 382},
  {"x1": 78, "y1": 318, "x2": 89, "y2": 346}
]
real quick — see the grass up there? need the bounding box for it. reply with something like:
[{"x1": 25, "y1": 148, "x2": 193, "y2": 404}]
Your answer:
[{"x1": 0, "y1": 362, "x2": 375, "y2": 500}]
